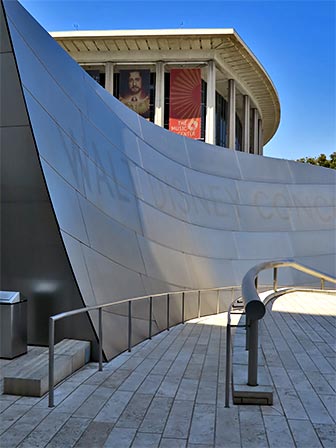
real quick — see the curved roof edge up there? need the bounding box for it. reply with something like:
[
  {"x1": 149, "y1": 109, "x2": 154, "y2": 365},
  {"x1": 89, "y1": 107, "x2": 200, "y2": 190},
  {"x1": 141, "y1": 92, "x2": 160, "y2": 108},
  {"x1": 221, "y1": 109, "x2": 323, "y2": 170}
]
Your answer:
[{"x1": 51, "y1": 28, "x2": 281, "y2": 144}]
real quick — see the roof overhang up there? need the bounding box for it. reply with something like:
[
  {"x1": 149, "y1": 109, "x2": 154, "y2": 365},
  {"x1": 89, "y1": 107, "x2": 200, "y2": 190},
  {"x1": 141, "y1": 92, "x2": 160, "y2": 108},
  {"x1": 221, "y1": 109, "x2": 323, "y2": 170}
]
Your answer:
[{"x1": 51, "y1": 28, "x2": 280, "y2": 144}]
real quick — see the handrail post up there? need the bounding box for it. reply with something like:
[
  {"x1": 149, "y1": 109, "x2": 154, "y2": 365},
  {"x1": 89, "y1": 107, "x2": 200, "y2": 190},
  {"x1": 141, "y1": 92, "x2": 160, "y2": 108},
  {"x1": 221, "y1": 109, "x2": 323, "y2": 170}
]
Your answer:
[
  {"x1": 245, "y1": 316, "x2": 250, "y2": 350},
  {"x1": 166, "y1": 294, "x2": 170, "y2": 331},
  {"x1": 48, "y1": 318, "x2": 55, "y2": 408},
  {"x1": 149, "y1": 297, "x2": 152, "y2": 339},
  {"x1": 321, "y1": 278, "x2": 325, "y2": 290},
  {"x1": 273, "y1": 267, "x2": 278, "y2": 292},
  {"x1": 225, "y1": 312, "x2": 231, "y2": 408},
  {"x1": 128, "y1": 301, "x2": 132, "y2": 352},
  {"x1": 247, "y1": 319, "x2": 258, "y2": 386},
  {"x1": 216, "y1": 290, "x2": 220, "y2": 314},
  {"x1": 181, "y1": 292, "x2": 185, "y2": 324},
  {"x1": 98, "y1": 308, "x2": 103, "y2": 371},
  {"x1": 198, "y1": 290, "x2": 201, "y2": 318}
]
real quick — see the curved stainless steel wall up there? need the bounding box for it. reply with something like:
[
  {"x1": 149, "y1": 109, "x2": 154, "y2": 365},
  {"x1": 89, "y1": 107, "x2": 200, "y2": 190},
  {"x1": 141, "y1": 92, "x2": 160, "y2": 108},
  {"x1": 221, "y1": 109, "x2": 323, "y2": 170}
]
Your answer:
[{"x1": 2, "y1": 0, "x2": 335, "y2": 359}]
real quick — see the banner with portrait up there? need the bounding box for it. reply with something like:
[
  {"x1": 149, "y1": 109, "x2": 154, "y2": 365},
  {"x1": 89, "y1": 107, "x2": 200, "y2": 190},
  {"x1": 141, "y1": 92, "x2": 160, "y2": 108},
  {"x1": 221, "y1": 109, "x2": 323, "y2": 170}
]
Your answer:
[
  {"x1": 169, "y1": 68, "x2": 201, "y2": 139},
  {"x1": 119, "y1": 69, "x2": 150, "y2": 118}
]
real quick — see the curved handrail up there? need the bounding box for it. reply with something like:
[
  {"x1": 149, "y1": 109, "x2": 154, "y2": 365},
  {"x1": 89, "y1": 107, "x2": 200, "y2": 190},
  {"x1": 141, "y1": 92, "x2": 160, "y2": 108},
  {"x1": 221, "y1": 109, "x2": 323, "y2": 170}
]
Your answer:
[
  {"x1": 224, "y1": 260, "x2": 336, "y2": 407},
  {"x1": 227, "y1": 259, "x2": 336, "y2": 401},
  {"x1": 48, "y1": 259, "x2": 335, "y2": 408},
  {"x1": 241, "y1": 259, "x2": 336, "y2": 320},
  {"x1": 50, "y1": 285, "x2": 232, "y2": 322},
  {"x1": 48, "y1": 285, "x2": 239, "y2": 407}
]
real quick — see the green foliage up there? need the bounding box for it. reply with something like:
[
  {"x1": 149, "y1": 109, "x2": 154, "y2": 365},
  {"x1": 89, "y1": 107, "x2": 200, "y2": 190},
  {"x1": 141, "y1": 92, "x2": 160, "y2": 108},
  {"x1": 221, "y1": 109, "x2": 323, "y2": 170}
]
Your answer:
[{"x1": 296, "y1": 152, "x2": 336, "y2": 170}]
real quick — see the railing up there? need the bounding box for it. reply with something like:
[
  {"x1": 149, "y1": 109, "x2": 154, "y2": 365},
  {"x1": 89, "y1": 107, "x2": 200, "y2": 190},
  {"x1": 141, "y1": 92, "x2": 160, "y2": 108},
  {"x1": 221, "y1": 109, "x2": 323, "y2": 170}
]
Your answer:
[
  {"x1": 48, "y1": 285, "x2": 239, "y2": 407},
  {"x1": 224, "y1": 259, "x2": 336, "y2": 407},
  {"x1": 48, "y1": 259, "x2": 335, "y2": 408}
]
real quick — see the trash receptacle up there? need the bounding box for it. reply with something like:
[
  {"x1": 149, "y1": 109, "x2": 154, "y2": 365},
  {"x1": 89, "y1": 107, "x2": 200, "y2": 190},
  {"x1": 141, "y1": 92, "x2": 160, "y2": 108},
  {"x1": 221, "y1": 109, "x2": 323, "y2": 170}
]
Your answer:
[{"x1": 0, "y1": 292, "x2": 27, "y2": 359}]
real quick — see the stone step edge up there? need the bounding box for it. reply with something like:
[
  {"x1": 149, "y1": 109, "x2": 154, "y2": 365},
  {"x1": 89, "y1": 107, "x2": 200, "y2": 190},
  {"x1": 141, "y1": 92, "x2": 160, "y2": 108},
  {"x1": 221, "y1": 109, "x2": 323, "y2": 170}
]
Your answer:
[{"x1": 3, "y1": 339, "x2": 91, "y2": 397}]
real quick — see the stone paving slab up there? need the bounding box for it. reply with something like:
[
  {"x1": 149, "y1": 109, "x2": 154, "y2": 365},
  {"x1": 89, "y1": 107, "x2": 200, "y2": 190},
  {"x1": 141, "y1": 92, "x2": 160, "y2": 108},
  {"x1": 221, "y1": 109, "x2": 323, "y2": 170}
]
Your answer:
[{"x1": 0, "y1": 290, "x2": 334, "y2": 447}]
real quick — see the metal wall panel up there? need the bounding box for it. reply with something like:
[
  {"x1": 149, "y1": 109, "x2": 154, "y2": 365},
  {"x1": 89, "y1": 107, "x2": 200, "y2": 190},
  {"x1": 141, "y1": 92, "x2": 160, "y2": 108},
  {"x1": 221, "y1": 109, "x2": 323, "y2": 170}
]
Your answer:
[
  {"x1": 289, "y1": 206, "x2": 335, "y2": 231},
  {"x1": 137, "y1": 169, "x2": 190, "y2": 222},
  {"x1": 82, "y1": 157, "x2": 143, "y2": 234},
  {"x1": 289, "y1": 230, "x2": 334, "y2": 257},
  {"x1": 138, "y1": 201, "x2": 190, "y2": 252},
  {"x1": 237, "y1": 204, "x2": 294, "y2": 232},
  {"x1": 2, "y1": 0, "x2": 335, "y2": 361},
  {"x1": 187, "y1": 256, "x2": 237, "y2": 289},
  {"x1": 94, "y1": 81, "x2": 143, "y2": 137},
  {"x1": 0, "y1": 2, "x2": 10, "y2": 52},
  {"x1": 237, "y1": 150, "x2": 293, "y2": 183},
  {"x1": 82, "y1": 117, "x2": 139, "y2": 193},
  {"x1": 137, "y1": 237, "x2": 194, "y2": 288},
  {"x1": 0, "y1": 52, "x2": 28, "y2": 126},
  {"x1": 138, "y1": 139, "x2": 189, "y2": 192},
  {"x1": 287, "y1": 159, "x2": 336, "y2": 184},
  {"x1": 0, "y1": 7, "x2": 97, "y2": 350},
  {"x1": 24, "y1": 90, "x2": 86, "y2": 195},
  {"x1": 79, "y1": 197, "x2": 146, "y2": 274},
  {"x1": 237, "y1": 181, "x2": 292, "y2": 207},
  {"x1": 234, "y1": 232, "x2": 294, "y2": 260},
  {"x1": 4, "y1": 0, "x2": 88, "y2": 111},
  {"x1": 139, "y1": 117, "x2": 190, "y2": 166},
  {"x1": 40, "y1": 161, "x2": 90, "y2": 244},
  {"x1": 185, "y1": 138, "x2": 241, "y2": 178},
  {"x1": 186, "y1": 170, "x2": 239, "y2": 204},
  {"x1": 8, "y1": 26, "x2": 86, "y2": 150},
  {"x1": 81, "y1": 245, "x2": 146, "y2": 303},
  {"x1": 187, "y1": 226, "x2": 238, "y2": 259}
]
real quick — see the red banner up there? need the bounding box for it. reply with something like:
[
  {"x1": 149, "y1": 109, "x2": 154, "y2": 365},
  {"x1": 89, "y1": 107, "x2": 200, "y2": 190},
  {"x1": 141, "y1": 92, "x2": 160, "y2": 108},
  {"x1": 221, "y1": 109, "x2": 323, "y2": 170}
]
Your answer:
[{"x1": 169, "y1": 69, "x2": 201, "y2": 139}]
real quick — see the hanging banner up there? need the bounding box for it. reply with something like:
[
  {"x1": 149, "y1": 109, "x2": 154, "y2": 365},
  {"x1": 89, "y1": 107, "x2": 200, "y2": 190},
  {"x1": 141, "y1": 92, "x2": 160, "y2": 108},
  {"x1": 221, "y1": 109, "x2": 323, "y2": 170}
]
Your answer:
[
  {"x1": 119, "y1": 69, "x2": 150, "y2": 118},
  {"x1": 169, "y1": 68, "x2": 201, "y2": 139}
]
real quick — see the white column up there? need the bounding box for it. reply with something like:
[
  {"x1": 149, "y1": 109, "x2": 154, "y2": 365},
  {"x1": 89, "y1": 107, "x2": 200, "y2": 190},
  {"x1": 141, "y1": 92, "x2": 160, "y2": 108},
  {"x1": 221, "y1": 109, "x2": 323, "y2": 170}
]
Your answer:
[
  {"x1": 154, "y1": 62, "x2": 165, "y2": 127},
  {"x1": 227, "y1": 79, "x2": 236, "y2": 149},
  {"x1": 105, "y1": 62, "x2": 114, "y2": 95},
  {"x1": 252, "y1": 108, "x2": 259, "y2": 154},
  {"x1": 205, "y1": 60, "x2": 216, "y2": 144},
  {"x1": 258, "y1": 118, "x2": 263, "y2": 155},
  {"x1": 242, "y1": 95, "x2": 250, "y2": 153}
]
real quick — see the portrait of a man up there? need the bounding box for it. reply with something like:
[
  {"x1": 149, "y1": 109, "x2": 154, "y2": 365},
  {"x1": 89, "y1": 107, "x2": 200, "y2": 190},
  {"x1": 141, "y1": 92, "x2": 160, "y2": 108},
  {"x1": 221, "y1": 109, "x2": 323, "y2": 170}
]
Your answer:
[{"x1": 119, "y1": 69, "x2": 150, "y2": 118}]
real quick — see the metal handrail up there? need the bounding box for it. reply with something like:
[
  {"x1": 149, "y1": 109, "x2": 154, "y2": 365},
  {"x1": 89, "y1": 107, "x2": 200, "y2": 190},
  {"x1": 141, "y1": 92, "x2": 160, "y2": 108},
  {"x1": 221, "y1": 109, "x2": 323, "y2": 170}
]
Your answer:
[
  {"x1": 48, "y1": 285, "x2": 238, "y2": 407},
  {"x1": 224, "y1": 259, "x2": 336, "y2": 407}
]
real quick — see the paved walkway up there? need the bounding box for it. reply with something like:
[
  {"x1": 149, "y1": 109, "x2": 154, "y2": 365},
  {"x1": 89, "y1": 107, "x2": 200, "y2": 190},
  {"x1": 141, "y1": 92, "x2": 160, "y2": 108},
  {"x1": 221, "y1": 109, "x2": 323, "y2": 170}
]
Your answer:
[{"x1": 0, "y1": 291, "x2": 335, "y2": 447}]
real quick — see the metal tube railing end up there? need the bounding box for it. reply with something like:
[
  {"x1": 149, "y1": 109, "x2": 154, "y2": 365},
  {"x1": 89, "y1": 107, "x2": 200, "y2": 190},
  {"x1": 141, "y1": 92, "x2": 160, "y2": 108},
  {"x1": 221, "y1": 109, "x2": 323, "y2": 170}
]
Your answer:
[
  {"x1": 98, "y1": 308, "x2": 103, "y2": 371},
  {"x1": 166, "y1": 294, "x2": 170, "y2": 331},
  {"x1": 181, "y1": 292, "x2": 185, "y2": 324},
  {"x1": 197, "y1": 290, "x2": 201, "y2": 318},
  {"x1": 128, "y1": 301, "x2": 132, "y2": 352},
  {"x1": 247, "y1": 319, "x2": 259, "y2": 386},
  {"x1": 48, "y1": 318, "x2": 55, "y2": 408},
  {"x1": 149, "y1": 296, "x2": 153, "y2": 339}
]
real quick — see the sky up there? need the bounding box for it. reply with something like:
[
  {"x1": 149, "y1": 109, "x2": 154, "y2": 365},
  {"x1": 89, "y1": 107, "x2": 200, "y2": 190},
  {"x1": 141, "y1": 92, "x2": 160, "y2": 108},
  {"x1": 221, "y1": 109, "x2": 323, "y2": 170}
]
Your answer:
[{"x1": 19, "y1": 0, "x2": 335, "y2": 161}]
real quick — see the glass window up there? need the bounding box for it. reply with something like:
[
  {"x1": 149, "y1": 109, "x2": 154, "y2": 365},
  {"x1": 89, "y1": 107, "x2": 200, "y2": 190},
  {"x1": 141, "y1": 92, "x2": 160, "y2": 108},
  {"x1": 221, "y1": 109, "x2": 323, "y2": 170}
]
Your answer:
[
  {"x1": 235, "y1": 114, "x2": 242, "y2": 151},
  {"x1": 215, "y1": 92, "x2": 227, "y2": 147},
  {"x1": 85, "y1": 69, "x2": 105, "y2": 87}
]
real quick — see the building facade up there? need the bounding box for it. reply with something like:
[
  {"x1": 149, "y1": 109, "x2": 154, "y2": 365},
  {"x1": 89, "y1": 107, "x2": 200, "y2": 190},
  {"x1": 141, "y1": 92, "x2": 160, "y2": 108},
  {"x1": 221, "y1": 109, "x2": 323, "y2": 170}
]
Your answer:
[{"x1": 52, "y1": 29, "x2": 281, "y2": 155}]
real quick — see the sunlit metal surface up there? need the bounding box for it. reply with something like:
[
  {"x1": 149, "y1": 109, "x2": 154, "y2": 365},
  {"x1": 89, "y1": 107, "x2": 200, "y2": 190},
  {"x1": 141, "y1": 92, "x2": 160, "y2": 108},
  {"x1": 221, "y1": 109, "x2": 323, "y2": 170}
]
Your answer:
[{"x1": 1, "y1": 0, "x2": 335, "y2": 359}]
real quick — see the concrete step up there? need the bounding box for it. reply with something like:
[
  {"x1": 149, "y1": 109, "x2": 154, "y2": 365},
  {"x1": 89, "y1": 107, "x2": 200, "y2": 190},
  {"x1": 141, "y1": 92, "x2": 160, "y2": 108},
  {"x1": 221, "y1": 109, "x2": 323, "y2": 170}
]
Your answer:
[{"x1": 3, "y1": 339, "x2": 90, "y2": 397}]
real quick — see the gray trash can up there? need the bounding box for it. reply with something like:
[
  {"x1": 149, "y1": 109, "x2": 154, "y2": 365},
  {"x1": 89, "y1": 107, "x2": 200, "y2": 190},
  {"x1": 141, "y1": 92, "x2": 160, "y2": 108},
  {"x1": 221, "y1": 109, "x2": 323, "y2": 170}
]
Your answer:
[{"x1": 0, "y1": 292, "x2": 27, "y2": 359}]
